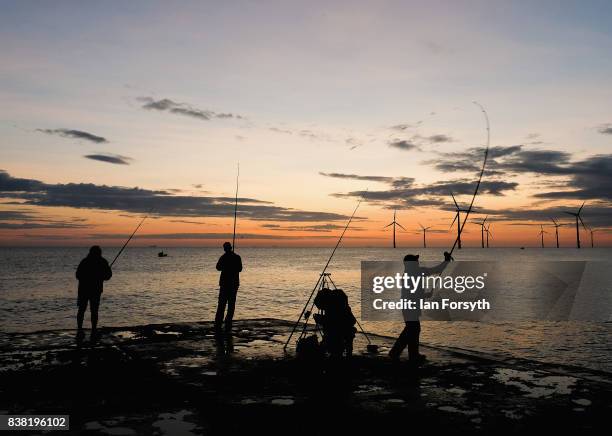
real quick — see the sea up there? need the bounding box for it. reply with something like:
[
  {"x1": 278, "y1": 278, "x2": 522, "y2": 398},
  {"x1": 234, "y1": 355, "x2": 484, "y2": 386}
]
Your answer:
[{"x1": 1, "y1": 247, "x2": 610, "y2": 373}]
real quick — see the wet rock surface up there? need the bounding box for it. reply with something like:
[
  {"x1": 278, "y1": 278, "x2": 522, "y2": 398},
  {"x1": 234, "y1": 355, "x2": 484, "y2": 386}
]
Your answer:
[{"x1": 0, "y1": 319, "x2": 610, "y2": 435}]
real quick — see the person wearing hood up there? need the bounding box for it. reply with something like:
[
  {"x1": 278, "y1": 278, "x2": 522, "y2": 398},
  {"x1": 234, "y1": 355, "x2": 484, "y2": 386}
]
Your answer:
[{"x1": 76, "y1": 245, "x2": 112, "y2": 337}]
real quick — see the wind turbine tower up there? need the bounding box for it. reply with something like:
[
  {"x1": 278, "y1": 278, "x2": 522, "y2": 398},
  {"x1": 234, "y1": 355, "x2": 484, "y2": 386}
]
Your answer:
[
  {"x1": 563, "y1": 203, "x2": 587, "y2": 248},
  {"x1": 550, "y1": 217, "x2": 562, "y2": 248},
  {"x1": 450, "y1": 191, "x2": 470, "y2": 250},
  {"x1": 418, "y1": 223, "x2": 432, "y2": 248},
  {"x1": 590, "y1": 228, "x2": 598, "y2": 248},
  {"x1": 383, "y1": 209, "x2": 406, "y2": 248},
  {"x1": 473, "y1": 216, "x2": 488, "y2": 248},
  {"x1": 485, "y1": 224, "x2": 492, "y2": 248},
  {"x1": 538, "y1": 224, "x2": 548, "y2": 248}
]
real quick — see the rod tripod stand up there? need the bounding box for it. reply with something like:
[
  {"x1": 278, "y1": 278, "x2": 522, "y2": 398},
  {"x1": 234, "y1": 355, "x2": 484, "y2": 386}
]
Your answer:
[{"x1": 295, "y1": 272, "x2": 378, "y2": 353}]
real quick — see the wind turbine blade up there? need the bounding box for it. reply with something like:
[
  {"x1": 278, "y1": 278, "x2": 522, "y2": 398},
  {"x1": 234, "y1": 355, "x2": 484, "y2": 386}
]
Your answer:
[
  {"x1": 450, "y1": 214, "x2": 458, "y2": 228},
  {"x1": 578, "y1": 202, "x2": 585, "y2": 215},
  {"x1": 418, "y1": 222, "x2": 424, "y2": 229},
  {"x1": 579, "y1": 215, "x2": 588, "y2": 230},
  {"x1": 550, "y1": 217, "x2": 557, "y2": 225},
  {"x1": 450, "y1": 191, "x2": 459, "y2": 209},
  {"x1": 483, "y1": 215, "x2": 488, "y2": 224},
  {"x1": 563, "y1": 211, "x2": 576, "y2": 216},
  {"x1": 383, "y1": 222, "x2": 393, "y2": 229},
  {"x1": 396, "y1": 223, "x2": 407, "y2": 231}
]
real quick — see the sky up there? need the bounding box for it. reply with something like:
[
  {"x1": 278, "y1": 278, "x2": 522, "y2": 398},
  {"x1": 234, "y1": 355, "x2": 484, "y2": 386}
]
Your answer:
[{"x1": 1, "y1": 0, "x2": 611, "y2": 247}]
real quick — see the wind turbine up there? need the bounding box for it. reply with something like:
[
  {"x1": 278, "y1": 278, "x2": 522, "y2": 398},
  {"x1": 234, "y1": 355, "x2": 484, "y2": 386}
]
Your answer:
[
  {"x1": 563, "y1": 202, "x2": 587, "y2": 248},
  {"x1": 473, "y1": 216, "x2": 488, "y2": 248},
  {"x1": 383, "y1": 209, "x2": 406, "y2": 248},
  {"x1": 418, "y1": 223, "x2": 432, "y2": 248},
  {"x1": 449, "y1": 191, "x2": 471, "y2": 250},
  {"x1": 550, "y1": 217, "x2": 562, "y2": 248},
  {"x1": 538, "y1": 224, "x2": 548, "y2": 248},
  {"x1": 485, "y1": 224, "x2": 492, "y2": 248},
  {"x1": 590, "y1": 228, "x2": 598, "y2": 248}
]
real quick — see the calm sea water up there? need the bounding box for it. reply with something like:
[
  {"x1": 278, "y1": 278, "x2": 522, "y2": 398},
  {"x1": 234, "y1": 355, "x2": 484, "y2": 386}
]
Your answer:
[{"x1": 0, "y1": 247, "x2": 610, "y2": 372}]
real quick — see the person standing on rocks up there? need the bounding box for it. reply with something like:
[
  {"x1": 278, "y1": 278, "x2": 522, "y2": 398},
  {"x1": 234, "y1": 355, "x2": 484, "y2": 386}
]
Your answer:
[
  {"x1": 76, "y1": 245, "x2": 112, "y2": 338},
  {"x1": 389, "y1": 251, "x2": 452, "y2": 364},
  {"x1": 215, "y1": 241, "x2": 242, "y2": 333}
]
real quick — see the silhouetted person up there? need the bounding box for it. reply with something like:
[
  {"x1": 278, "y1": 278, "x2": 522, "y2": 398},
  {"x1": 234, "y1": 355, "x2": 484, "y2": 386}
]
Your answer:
[
  {"x1": 76, "y1": 245, "x2": 112, "y2": 337},
  {"x1": 215, "y1": 242, "x2": 242, "y2": 333},
  {"x1": 389, "y1": 251, "x2": 452, "y2": 364},
  {"x1": 313, "y1": 287, "x2": 357, "y2": 359}
]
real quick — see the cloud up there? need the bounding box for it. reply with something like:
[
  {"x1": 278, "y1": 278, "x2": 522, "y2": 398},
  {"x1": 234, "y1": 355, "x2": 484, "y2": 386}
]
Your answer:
[
  {"x1": 388, "y1": 134, "x2": 453, "y2": 152},
  {"x1": 427, "y1": 134, "x2": 453, "y2": 143},
  {"x1": 426, "y1": 145, "x2": 612, "y2": 201},
  {"x1": 532, "y1": 155, "x2": 612, "y2": 201},
  {"x1": 168, "y1": 219, "x2": 206, "y2": 225},
  {"x1": 84, "y1": 153, "x2": 133, "y2": 165},
  {"x1": 346, "y1": 137, "x2": 362, "y2": 150},
  {"x1": 0, "y1": 170, "x2": 353, "y2": 222},
  {"x1": 319, "y1": 172, "x2": 416, "y2": 189},
  {"x1": 269, "y1": 127, "x2": 293, "y2": 134},
  {"x1": 0, "y1": 209, "x2": 90, "y2": 229},
  {"x1": 477, "y1": 204, "x2": 612, "y2": 228},
  {"x1": 389, "y1": 121, "x2": 424, "y2": 131},
  {"x1": 73, "y1": 232, "x2": 374, "y2": 240},
  {"x1": 389, "y1": 139, "x2": 420, "y2": 151},
  {"x1": 598, "y1": 124, "x2": 612, "y2": 135},
  {"x1": 138, "y1": 97, "x2": 243, "y2": 121},
  {"x1": 37, "y1": 128, "x2": 108, "y2": 144},
  {"x1": 319, "y1": 172, "x2": 395, "y2": 183},
  {"x1": 261, "y1": 223, "x2": 364, "y2": 232},
  {"x1": 324, "y1": 168, "x2": 517, "y2": 209},
  {"x1": 334, "y1": 179, "x2": 517, "y2": 203}
]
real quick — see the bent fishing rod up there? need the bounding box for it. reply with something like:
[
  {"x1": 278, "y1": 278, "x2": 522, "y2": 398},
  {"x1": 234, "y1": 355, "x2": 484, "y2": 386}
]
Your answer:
[
  {"x1": 232, "y1": 162, "x2": 239, "y2": 251},
  {"x1": 448, "y1": 102, "x2": 490, "y2": 257},
  {"x1": 110, "y1": 210, "x2": 151, "y2": 268},
  {"x1": 283, "y1": 194, "x2": 365, "y2": 350}
]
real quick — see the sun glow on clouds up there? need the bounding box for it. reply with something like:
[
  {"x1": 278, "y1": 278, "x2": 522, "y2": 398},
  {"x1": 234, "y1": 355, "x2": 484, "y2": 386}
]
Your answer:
[{"x1": 0, "y1": 2, "x2": 611, "y2": 246}]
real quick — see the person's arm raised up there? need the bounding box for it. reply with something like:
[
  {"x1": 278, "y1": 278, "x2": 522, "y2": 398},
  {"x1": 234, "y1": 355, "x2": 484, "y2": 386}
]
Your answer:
[{"x1": 423, "y1": 252, "x2": 452, "y2": 275}]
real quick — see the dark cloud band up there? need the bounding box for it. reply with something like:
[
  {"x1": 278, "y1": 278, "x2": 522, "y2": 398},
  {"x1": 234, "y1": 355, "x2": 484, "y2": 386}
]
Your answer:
[
  {"x1": 84, "y1": 154, "x2": 132, "y2": 165},
  {"x1": 37, "y1": 128, "x2": 108, "y2": 144},
  {"x1": 139, "y1": 97, "x2": 243, "y2": 121},
  {"x1": 0, "y1": 170, "x2": 352, "y2": 222}
]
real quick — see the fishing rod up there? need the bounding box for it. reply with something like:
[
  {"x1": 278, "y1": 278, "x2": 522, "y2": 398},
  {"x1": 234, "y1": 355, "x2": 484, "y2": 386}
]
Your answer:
[
  {"x1": 110, "y1": 210, "x2": 151, "y2": 267},
  {"x1": 232, "y1": 162, "x2": 239, "y2": 251},
  {"x1": 448, "y1": 102, "x2": 490, "y2": 257},
  {"x1": 283, "y1": 194, "x2": 365, "y2": 350}
]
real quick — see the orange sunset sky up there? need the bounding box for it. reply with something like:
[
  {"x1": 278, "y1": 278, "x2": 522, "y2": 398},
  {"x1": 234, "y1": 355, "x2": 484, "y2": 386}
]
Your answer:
[{"x1": 1, "y1": 1, "x2": 611, "y2": 247}]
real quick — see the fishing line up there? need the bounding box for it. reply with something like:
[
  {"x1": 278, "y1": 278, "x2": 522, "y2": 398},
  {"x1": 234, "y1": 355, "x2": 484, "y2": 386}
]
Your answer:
[
  {"x1": 448, "y1": 102, "x2": 490, "y2": 256},
  {"x1": 232, "y1": 162, "x2": 239, "y2": 251},
  {"x1": 283, "y1": 192, "x2": 366, "y2": 350},
  {"x1": 110, "y1": 209, "x2": 152, "y2": 268}
]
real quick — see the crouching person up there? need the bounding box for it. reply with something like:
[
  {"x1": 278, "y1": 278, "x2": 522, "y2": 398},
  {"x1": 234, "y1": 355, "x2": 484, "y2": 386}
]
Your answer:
[{"x1": 313, "y1": 287, "x2": 357, "y2": 359}]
